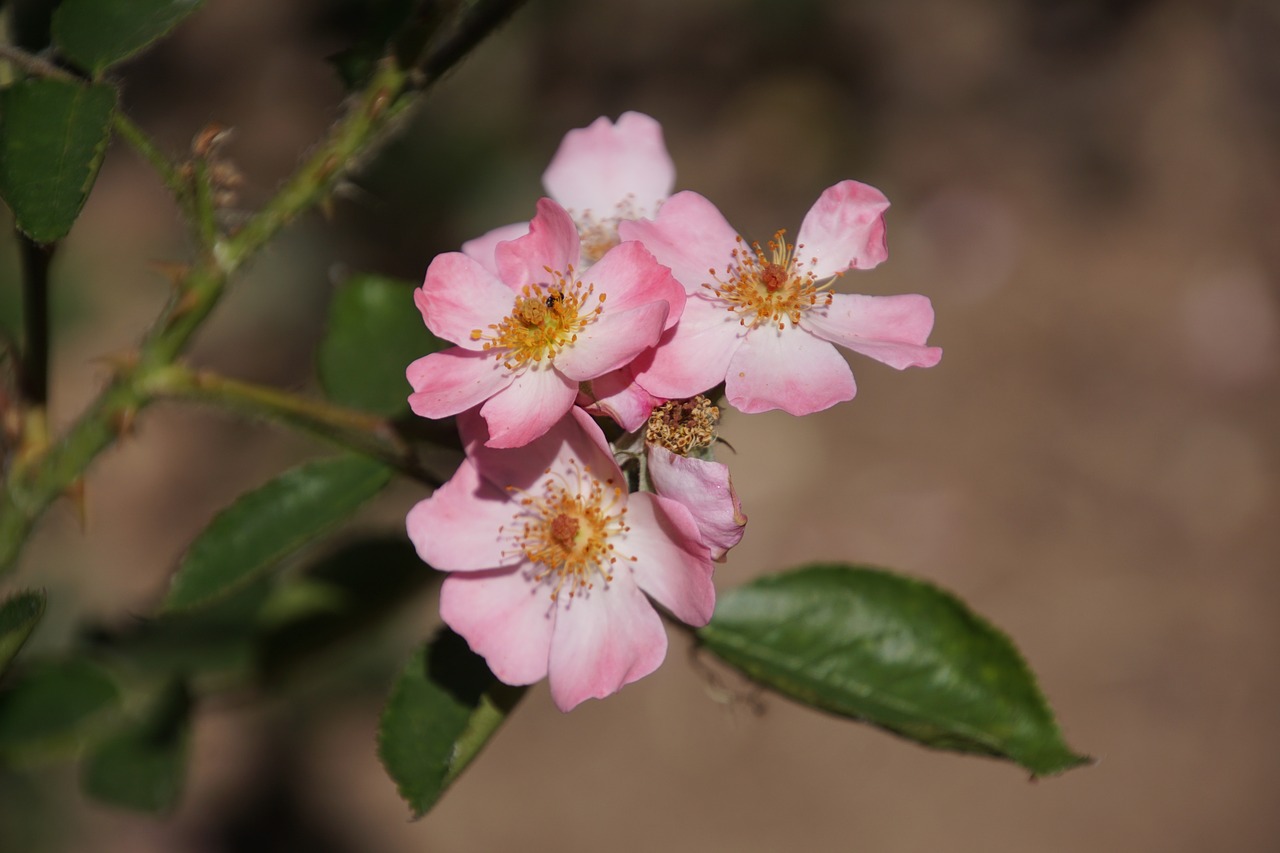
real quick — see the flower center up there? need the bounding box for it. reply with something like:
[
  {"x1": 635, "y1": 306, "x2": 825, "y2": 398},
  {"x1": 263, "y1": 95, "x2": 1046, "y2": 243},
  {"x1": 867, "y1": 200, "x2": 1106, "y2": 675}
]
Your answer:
[
  {"x1": 505, "y1": 464, "x2": 633, "y2": 601},
  {"x1": 471, "y1": 268, "x2": 604, "y2": 371},
  {"x1": 571, "y1": 196, "x2": 647, "y2": 265},
  {"x1": 645, "y1": 395, "x2": 720, "y2": 455},
  {"x1": 703, "y1": 230, "x2": 835, "y2": 330}
]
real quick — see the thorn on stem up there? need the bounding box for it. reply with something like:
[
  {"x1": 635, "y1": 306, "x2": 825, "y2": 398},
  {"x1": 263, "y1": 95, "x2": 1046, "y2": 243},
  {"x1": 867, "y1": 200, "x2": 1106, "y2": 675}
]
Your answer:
[{"x1": 63, "y1": 477, "x2": 88, "y2": 530}]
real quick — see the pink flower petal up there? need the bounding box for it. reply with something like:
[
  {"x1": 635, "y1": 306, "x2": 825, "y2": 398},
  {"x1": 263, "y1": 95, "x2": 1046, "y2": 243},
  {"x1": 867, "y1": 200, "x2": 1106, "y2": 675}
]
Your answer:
[
  {"x1": 461, "y1": 221, "x2": 530, "y2": 277},
  {"x1": 495, "y1": 199, "x2": 580, "y2": 289},
  {"x1": 543, "y1": 112, "x2": 675, "y2": 219},
  {"x1": 646, "y1": 446, "x2": 746, "y2": 562},
  {"x1": 582, "y1": 240, "x2": 686, "y2": 329},
  {"x1": 795, "y1": 180, "x2": 890, "y2": 278},
  {"x1": 618, "y1": 192, "x2": 740, "y2": 293},
  {"x1": 801, "y1": 293, "x2": 943, "y2": 369},
  {"x1": 546, "y1": 572, "x2": 667, "y2": 711},
  {"x1": 405, "y1": 459, "x2": 517, "y2": 571},
  {"x1": 406, "y1": 348, "x2": 512, "y2": 420},
  {"x1": 725, "y1": 327, "x2": 856, "y2": 415},
  {"x1": 461, "y1": 407, "x2": 620, "y2": 492},
  {"x1": 417, "y1": 254, "x2": 516, "y2": 349},
  {"x1": 622, "y1": 492, "x2": 716, "y2": 625},
  {"x1": 479, "y1": 366, "x2": 580, "y2": 448},
  {"x1": 632, "y1": 297, "x2": 742, "y2": 399},
  {"x1": 555, "y1": 301, "x2": 669, "y2": 382},
  {"x1": 579, "y1": 365, "x2": 660, "y2": 432},
  {"x1": 440, "y1": 568, "x2": 554, "y2": 686}
]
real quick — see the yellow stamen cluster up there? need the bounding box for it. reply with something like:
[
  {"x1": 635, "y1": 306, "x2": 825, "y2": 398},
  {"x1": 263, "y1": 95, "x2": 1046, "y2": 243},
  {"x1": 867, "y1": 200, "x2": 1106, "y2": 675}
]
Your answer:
[
  {"x1": 504, "y1": 463, "x2": 634, "y2": 602},
  {"x1": 470, "y1": 267, "x2": 604, "y2": 371},
  {"x1": 572, "y1": 196, "x2": 645, "y2": 264},
  {"x1": 703, "y1": 230, "x2": 835, "y2": 330},
  {"x1": 645, "y1": 396, "x2": 720, "y2": 455}
]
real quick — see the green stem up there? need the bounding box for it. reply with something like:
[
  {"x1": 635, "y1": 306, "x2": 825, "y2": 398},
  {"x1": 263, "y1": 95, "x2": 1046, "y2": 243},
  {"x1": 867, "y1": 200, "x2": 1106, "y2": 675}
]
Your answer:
[
  {"x1": 0, "y1": 43, "x2": 78, "y2": 83},
  {"x1": 16, "y1": 234, "x2": 53, "y2": 410},
  {"x1": 111, "y1": 112, "x2": 190, "y2": 207},
  {"x1": 142, "y1": 365, "x2": 436, "y2": 485},
  {"x1": 0, "y1": 0, "x2": 530, "y2": 577}
]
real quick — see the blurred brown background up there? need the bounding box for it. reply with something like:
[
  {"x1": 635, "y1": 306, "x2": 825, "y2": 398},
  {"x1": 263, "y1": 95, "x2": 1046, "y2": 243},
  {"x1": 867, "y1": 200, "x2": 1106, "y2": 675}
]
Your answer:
[{"x1": 4, "y1": 0, "x2": 1280, "y2": 850}]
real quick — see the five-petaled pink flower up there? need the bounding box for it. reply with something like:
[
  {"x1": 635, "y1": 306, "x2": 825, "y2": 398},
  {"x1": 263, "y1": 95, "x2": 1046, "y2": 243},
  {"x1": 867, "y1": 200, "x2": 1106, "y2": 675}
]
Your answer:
[
  {"x1": 407, "y1": 198, "x2": 685, "y2": 448},
  {"x1": 620, "y1": 181, "x2": 942, "y2": 415},
  {"x1": 406, "y1": 408, "x2": 716, "y2": 712}
]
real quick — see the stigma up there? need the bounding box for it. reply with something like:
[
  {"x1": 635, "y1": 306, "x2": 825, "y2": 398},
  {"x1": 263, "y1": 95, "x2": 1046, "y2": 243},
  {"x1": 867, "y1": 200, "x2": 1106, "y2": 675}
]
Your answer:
[
  {"x1": 504, "y1": 463, "x2": 634, "y2": 602},
  {"x1": 703, "y1": 230, "x2": 835, "y2": 330},
  {"x1": 470, "y1": 266, "x2": 605, "y2": 371}
]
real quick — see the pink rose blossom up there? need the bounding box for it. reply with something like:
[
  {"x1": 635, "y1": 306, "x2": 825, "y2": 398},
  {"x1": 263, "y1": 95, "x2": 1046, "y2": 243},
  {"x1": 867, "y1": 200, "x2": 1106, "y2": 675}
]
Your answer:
[
  {"x1": 407, "y1": 198, "x2": 685, "y2": 448},
  {"x1": 620, "y1": 181, "x2": 942, "y2": 415},
  {"x1": 406, "y1": 408, "x2": 716, "y2": 712},
  {"x1": 463, "y1": 112, "x2": 676, "y2": 274}
]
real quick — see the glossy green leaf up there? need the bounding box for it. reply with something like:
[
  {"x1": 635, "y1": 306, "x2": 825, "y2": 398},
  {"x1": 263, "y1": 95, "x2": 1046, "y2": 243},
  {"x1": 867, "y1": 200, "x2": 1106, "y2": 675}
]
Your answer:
[
  {"x1": 0, "y1": 590, "x2": 45, "y2": 676},
  {"x1": 162, "y1": 455, "x2": 392, "y2": 612},
  {"x1": 378, "y1": 630, "x2": 523, "y2": 818},
  {"x1": 52, "y1": 0, "x2": 204, "y2": 77},
  {"x1": 0, "y1": 79, "x2": 115, "y2": 243},
  {"x1": 698, "y1": 564, "x2": 1090, "y2": 777},
  {"x1": 318, "y1": 274, "x2": 447, "y2": 416},
  {"x1": 0, "y1": 659, "x2": 120, "y2": 758},
  {"x1": 81, "y1": 681, "x2": 190, "y2": 813}
]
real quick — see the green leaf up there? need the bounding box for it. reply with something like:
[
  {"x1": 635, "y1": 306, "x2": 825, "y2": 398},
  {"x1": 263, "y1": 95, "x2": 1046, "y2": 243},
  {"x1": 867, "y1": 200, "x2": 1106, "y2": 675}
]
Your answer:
[
  {"x1": 0, "y1": 590, "x2": 46, "y2": 676},
  {"x1": 698, "y1": 564, "x2": 1090, "y2": 777},
  {"x1": 378, "y1": 629, "x2": 523, "y2": 818},
  {"x1": 318, "y1": 274, "x2": 447, "y2": 416},
  {"x1": 162, "y1": 455, "x2": 392, "y2": 612},
  {"x1": 87, "y1": 580, "x2": 273, "y2": 681},
  {"x1": 0, "y1": 659, "x2": 120, "y2": 758},
  {"x1": 52, "y1": 0, "x2": 205, "y2": 77},
  {"x1": 81, "y1": 681, "x2": 190, "y2": 813},
  {"x1": 257, "y1": 537, "x2": 438, "y2": 681},
  {"x1": 0, "y1": 79, "x2": 116, "y2": 243}
]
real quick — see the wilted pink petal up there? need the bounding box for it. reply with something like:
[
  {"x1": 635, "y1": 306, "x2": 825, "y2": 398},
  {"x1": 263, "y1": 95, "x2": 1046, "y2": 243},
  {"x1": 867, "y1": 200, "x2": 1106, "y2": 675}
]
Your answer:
[{"x1": 645, "y1": 446, "x2": 746, "y2": 562}]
